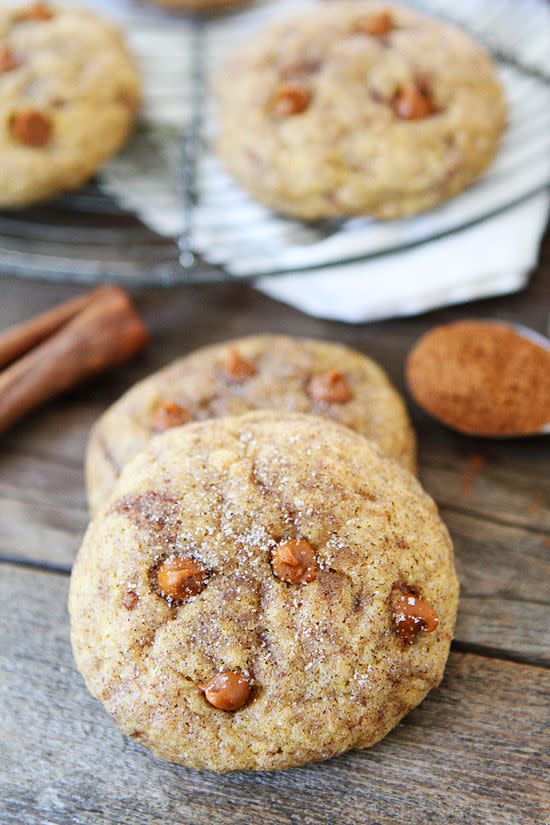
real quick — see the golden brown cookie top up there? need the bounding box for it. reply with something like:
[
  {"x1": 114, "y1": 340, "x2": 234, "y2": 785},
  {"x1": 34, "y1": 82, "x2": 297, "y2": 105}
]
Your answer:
[
  {"x1": 86, "y1": 335, "x2": 416, "y2": 516},
  {"x1": 0, "y1": 3, "x2": 141, "y2": 207},
  {"x1": 215, "y1": 2, "x2": 506, "y2": 220},
  {"x1": 71, "y1": 412, "x2": 458, "y2": 772}
]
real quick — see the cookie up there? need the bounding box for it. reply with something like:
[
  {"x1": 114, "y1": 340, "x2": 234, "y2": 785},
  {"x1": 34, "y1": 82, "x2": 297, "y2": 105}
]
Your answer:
[
  {"x1": 0, "y1": 3, "x2": 141, "y2": 208},
  {"x1": 70, "y1": 412, "x2": 458, "y2": 772},
  {"x1": 86, "y1": 335, "x2": 416, "y2": 515},
  {"x1": 215, "y1": 2, "x2": 506, "y2": 220}
]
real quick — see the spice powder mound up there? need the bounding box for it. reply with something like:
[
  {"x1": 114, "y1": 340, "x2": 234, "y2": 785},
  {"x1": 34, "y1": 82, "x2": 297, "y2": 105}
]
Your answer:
[{"x1": 405, "y1": 321, "x2": 550, "y2": 436}]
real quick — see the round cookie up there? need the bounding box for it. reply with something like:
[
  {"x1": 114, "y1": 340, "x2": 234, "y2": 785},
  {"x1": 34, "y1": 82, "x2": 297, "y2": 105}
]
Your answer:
[
  {"x1": 215, "y1": 2, "x2": 506, "y2": 220},
  {"x1": 0, "y1": 3, "x2": 141, "y2": 208},
  {"x1": 70, "y1": 412, "x2": 458, "y2": 772},
  {"x1": 86, "y1": 335, "x2": 416, "y2": 516}
]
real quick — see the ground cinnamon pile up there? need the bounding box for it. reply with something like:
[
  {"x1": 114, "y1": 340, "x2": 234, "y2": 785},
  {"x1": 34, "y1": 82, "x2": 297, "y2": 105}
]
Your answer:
[{"x1": 405, "y1": 321, "x2": 550, "y2": 436}]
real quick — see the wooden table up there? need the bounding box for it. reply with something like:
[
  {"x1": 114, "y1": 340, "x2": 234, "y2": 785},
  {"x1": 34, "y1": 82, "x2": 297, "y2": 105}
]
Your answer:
[{"x1": 0, "y1": 238, "x2": 548, "y2": 825}]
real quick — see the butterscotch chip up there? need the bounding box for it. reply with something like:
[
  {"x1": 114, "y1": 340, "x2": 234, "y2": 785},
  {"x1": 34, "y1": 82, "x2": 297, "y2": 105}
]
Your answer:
[
  {"x1": 0, "y1": 5, "x2": 141, "y2": 208},
  {"x1": 71, "y1": 412, "x2": 458, "y2": 772},
  {"x1": 271, "y1": 538, "x2": 318, "y2": 584},
  {"x1": 392, "y1": 584, "x2": 439, "y2": 645},
  {"x1": 154, "y1": 555, "x2": 208, "y2": 602},
  {"x1": 223, "y1": 347, "x2": 256, "y2": 382},
  {"x1": 86, "y1": 335, "x2": 416, "y2": 516},
  {"x1": 199, "y1": 672, "x2": 251, "y2": 711},
  {"x1": 10, "y1": 110, "x2": 52, "y2": 147},
  {"x1": 271, "y1": 84, "x2": 312, "y2": 117},
  {"x1": 16, "y1": 2, "x2": 53, "y2": 21},
  {"x1": 356, "y1": 10, "x2": 393, "y2": 35},
  {"x1": 0, "y1": 43, "x2": 19, "y2": 72},
  {"x1": 394, "y1": 84, "x2": 435, "y2": 120},
  {"x1": 308, "y1": 369, "x2": 353, "y2": 404},
  {"x1": 215, "y1": 2, "x2": 505, "y2": 220},
  {"x1": 151, "y1": 401, "x2": 192, "y2": 433}
]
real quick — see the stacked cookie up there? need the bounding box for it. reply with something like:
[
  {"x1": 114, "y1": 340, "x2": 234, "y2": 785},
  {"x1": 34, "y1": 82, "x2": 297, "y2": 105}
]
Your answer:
[{"x1": 70, "y1": 336, "x2": 459, "y2": 772}]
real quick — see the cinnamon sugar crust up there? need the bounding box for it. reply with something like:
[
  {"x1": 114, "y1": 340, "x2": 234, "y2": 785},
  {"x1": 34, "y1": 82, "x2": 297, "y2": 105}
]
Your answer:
[
  {"x1": 70, "y1": 412, "x2": 458, "y2": 772},
  {"x1": 86, "y1": 335, "x2": 416, "y2": 516}
]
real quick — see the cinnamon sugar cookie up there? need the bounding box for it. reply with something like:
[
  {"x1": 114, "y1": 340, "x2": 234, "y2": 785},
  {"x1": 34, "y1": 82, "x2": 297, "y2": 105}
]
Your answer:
[
  {"x1": 70, "y1": 412, "x2": 458, "y2": 772},
  {"x1": 215, "y1": 2, "x2": 506, "y2": 219},
  {"x1": 86, "y1": 335, "x2": 416, "y2": 515},
  {"x1": 0, "y1": 3, "x2": 140, "y2": 207}
]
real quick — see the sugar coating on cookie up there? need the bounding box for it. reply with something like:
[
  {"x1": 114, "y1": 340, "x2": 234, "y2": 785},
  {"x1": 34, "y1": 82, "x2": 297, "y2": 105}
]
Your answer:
[
  {"x1": 86, "y1": 335, "x2": 416, "y2": 515},
  {"x1": 0, "y1": 3, "x2": 141, "y2": 207},
  {"x1": 215, "y1": 2, "x2": 506, "y2": 220},
  {"x1": 70, "y1": 412, "x2": 458, "y2": 773}
]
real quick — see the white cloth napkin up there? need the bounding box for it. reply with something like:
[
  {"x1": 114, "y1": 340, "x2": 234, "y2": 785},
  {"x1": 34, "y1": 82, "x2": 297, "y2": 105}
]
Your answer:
[
  {"x1": 257, "y1": 192, "x2": 550, "y2": 322},
  {"x1": 95, "y1": 0, "x2": 550, "y2": 322}
]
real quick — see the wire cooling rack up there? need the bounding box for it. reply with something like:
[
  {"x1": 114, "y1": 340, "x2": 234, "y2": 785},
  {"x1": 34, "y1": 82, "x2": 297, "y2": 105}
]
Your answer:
[{"x1": 0, "y1": 0, "x2": 549, "y2": 286}]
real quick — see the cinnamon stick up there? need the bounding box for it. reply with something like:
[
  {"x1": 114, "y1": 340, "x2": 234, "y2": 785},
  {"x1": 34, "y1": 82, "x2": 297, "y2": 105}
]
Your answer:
[
  {"x1": 0, "y1": 286, "x2": 115, "y2": 370},
  {"x1": 0, "y1": 286, "x2": 149, "y2": 433}
]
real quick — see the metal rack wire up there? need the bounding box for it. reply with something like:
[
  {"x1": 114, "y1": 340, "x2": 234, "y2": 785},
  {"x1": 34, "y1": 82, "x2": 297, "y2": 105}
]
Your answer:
[{"x1": 0, "y1": 0, "x2": 548, "y2": 286}]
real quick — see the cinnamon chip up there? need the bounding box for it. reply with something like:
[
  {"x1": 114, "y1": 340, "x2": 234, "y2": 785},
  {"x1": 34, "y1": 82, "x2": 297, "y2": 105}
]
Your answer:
[
  {"x1": 394, "y1": 84, "x2": 435, "y2": 120},
  {"x1": 272, "y1": 84, "x2": 312, "y2": 117},
  {"x1": 271, "y1": 538, "x2": 318, "y2": 584},
  {"x1": 154, "y1": 555, "x2": 209, "y2": 603},
  {"x1": 308, "y1": 369, "x2": 353, "y2": 404},
  {"x1": 0, "y1": 43, "x2": 19, "y2": 73},
  {"x1": 392, "y1": 584, "x2": 439, "y2": 645},
  {"x1": 356, "y1": 10, "x2": 393, "y2": 36},
  {"x1": 10, "y1": 109, "x2": 52, "y2": 147},
  {"x1": 199, "y1": 671, "x2": 251, "y2": 711},
  {"x1": 151, "y1": 400, "x2": 192, "y2": 433},
  {"x1": 224, "y1": 347, "x2": 256, "y2": 382}
]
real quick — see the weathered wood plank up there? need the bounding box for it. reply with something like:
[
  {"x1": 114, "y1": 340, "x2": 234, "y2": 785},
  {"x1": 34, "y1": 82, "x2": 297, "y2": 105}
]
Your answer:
[
  {"x1": 443, "y1": 509, "x2": 549, "y2": 605},
  {"x1": 0, "y1": 445, "x2": 86, "y2": 511},
  {"x1": 0, "y1": 497, "x2": 84, "y2": 569},
  {"x1": 0, "y1": 564, "x2": 547, "y2": 825},
  {"x1": 420, "y1": 438, "x2": 550, "y2": 532},
  {"x1": 456, "y1": 596, "x2": 549, "y2": 663}
]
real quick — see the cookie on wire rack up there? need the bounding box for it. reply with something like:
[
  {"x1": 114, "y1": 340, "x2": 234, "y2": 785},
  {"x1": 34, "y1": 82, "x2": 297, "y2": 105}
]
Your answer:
[
  {"x1": 215, "y1": 1, "x2": 506, "y2": 220},
  {"x1": 71, "y1": 412, "x2": 458, "y2": 772},
  {"x1": 0, "y1": 3, "x2": 141, "y2": 208}
]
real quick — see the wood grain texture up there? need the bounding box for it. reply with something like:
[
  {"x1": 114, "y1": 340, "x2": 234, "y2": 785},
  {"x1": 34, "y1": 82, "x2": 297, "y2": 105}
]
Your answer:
[{"x1": 0, "y1": 564, "x2": 548, "y2": 825}]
